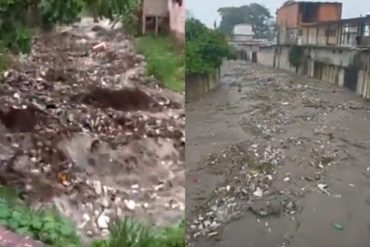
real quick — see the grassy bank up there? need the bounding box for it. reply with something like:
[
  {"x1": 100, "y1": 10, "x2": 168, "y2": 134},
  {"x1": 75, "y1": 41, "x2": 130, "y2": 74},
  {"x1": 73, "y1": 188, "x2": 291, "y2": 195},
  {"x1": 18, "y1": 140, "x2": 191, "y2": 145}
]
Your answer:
[
  {"x1": 0, "y1": 186, "x2": 184, "y2": 247},
  {"x1": 135, "y1": 36, "x2": 184, "y2": 92}
]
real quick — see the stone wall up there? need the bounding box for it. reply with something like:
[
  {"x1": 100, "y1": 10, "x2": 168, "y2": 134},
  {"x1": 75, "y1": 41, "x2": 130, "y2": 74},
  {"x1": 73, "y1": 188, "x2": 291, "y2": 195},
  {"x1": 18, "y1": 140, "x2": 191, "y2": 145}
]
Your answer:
[
  {"x1": 185, "y1": 69, "x2": 220, "y2": 102},
  {"x1": 237, "y1": 45, "x2": 370, "y2": 99}
]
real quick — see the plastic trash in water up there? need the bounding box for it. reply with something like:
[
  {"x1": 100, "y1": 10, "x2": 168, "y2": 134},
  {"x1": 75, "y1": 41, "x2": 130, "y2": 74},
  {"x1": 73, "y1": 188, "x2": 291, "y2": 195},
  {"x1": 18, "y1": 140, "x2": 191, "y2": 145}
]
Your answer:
[{"x1": 332, "y1": 223, "x2": 344, "y2": 231}]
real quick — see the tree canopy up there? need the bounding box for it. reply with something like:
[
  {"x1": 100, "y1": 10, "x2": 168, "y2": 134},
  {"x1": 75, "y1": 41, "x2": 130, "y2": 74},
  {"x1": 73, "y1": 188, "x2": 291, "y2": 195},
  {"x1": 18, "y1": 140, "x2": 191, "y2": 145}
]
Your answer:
[
  {"x1": 185, "y1": 18, "x2": 234, "y2": 75},
  {"x1": 218, "y1": 3, "x2": 273, "y2": 39}
]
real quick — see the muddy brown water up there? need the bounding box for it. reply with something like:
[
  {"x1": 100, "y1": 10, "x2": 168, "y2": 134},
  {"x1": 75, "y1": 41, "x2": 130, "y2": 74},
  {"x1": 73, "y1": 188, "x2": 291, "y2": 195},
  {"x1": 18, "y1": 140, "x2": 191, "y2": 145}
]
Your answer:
[{"x1": 186, "y1": 61, "x2": 370, "y2": 247}]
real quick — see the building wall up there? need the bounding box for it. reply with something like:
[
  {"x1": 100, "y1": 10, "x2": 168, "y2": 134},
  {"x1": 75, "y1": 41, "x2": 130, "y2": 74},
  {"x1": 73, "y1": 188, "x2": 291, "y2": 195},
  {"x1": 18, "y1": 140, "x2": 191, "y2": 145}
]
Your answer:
[
  {"x1": 169, "y1": 0, "x2": 185, "y2": 34},
  {"x1": 185, "y1": 69, "x2": 220, "y2": 102},
  {"x1": 233, "y1": 24, "x2": 254, "y2": 36},
  {"x1": 244, "y1": 45, "x2": 370, "y2": 99},
  {"x1": 277, "y1": 3, "x2": 299, "y2": 28},
  {"x1": 277, "y1": 2, "x2": 342, "y2": 45},
  {"x1": 317, "y1": 3, "x2": 342, "y2": 22},
  {"x1": 233, "y1": 35, "x2": 254, "y2": 42},
  {"x1": 168, "y1": 0, "x2": 185, "y2": 44},
  {"x1": 142, "y1": 0, "x2": 168, "y2": 17}
]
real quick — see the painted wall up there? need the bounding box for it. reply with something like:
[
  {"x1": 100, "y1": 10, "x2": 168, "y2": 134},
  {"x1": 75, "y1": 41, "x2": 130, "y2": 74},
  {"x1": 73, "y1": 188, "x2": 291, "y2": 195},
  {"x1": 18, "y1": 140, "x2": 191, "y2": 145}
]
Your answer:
[
  {"x1": 277, "y1": 3, "x2": 299, "y2": 28},
  {"x1": 233, "y1": 24, "x2": 254, "y2": 36},
  {"x1": 317, "y1": 3, "x2": 342, "y2": 23},
  {"x1": 233, "y1": 35, "x2": 254, "y2": 42}
]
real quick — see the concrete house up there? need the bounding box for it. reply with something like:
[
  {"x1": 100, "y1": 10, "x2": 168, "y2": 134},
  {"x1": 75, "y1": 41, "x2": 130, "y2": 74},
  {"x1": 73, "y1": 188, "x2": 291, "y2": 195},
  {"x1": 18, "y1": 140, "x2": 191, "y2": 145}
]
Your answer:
[
  {"x1": 276, "y1": 1, "x2": 342, "y2": 44},
  {"x1": 300, "y1": 15, "x2": 370, "y2": 47},
  {"x1": 232, "y1": 23, "x2": 255, "y2": 43},
  {"x1": 139, "y1": 0, "x2": 184, "y2": 43}
]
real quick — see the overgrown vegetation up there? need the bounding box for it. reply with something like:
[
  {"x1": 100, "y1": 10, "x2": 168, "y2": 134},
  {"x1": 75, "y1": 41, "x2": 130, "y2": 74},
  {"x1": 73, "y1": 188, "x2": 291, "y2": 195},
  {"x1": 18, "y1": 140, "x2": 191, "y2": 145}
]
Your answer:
[
  {"x1": 0, "y1": 186, "x2": 185, "y2": 246},
  {"x1": 0, "y1": 186, "x2": 81, "y2": 246},
  {"x1": 0, "y1": 0, "x2": 139, "y2": 57},
  {"x1": 136, "y1": 36, "x2": 184, "y2": 91},
  {"x1": 91, "y1": 219, "x2": 185, "y2": 247},
  {"x1": 288, "y1": 45, "x2": 304, "y2": 73},
  {"x1": 0, "y1": 0, "x2": 84, "y2": 54},
  {"x1": 185, "y1": 18, "x2": 235, "y2": 75}
]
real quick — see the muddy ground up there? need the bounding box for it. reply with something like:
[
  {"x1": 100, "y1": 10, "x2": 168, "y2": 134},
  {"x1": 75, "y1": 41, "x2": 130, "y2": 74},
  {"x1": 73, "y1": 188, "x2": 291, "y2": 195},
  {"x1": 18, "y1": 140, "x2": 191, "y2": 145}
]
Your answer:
[
  {"x1": 0, "y1": 18, "x2": 184, "y2": 243},
  {"x1": 186, "y1": 60, "x2": 370, "y2": 247}
]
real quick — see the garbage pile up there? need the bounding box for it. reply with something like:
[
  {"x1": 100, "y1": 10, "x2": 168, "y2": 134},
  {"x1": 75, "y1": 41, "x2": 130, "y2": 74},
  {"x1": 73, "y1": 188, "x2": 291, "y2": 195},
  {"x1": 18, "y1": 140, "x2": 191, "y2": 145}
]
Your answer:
[{"x1": 0, "y1": 19, "x2": 184, "y2": 240}]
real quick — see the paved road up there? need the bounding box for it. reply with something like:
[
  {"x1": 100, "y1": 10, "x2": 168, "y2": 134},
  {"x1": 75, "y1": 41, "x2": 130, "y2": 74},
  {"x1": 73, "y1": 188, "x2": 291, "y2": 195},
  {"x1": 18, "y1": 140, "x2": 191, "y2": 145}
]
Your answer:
[{"x1": 186, "y1": 60, "x2": 370, "y2": 247}]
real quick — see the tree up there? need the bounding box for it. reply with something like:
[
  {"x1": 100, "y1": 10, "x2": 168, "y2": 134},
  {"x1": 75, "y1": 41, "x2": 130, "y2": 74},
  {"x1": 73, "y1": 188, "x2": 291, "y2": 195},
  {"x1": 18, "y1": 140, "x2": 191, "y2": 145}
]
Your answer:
[
  {"x1": 218, "y1": 3, "x2": 272, "y2": 39},
  {"x1": 185, "y1": 18, "x2": 234, "y2": 75},
  {"x1": 0, "y1": 0, "x2": 84, "y2": 54},
  {"x1": 0, "y1": 0, "x2": 139, "y2": 55}
]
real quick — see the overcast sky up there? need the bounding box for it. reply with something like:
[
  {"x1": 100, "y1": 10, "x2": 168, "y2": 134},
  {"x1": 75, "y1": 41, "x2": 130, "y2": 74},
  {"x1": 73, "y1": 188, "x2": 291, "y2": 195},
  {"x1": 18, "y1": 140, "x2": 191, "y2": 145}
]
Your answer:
[{"x1": 186, "y1": 0, "x2": 370, "y2": 27}]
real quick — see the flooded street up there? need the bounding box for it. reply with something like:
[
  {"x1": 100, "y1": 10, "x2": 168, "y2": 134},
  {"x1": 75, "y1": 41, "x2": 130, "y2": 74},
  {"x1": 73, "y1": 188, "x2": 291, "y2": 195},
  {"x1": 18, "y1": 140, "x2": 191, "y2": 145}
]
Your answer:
[{"x1": 186, "y1": 60, "x2": 370, "y2": 247}]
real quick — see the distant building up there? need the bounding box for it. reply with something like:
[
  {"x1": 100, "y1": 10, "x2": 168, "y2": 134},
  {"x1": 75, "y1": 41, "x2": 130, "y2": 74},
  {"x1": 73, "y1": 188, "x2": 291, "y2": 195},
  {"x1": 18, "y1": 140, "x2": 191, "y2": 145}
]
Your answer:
[
  {"x1": 139, "y1": 0, "x2": 184, "y2": 44},
  {"x1": 276, "y1": 1, "x2": 342, "y2": 44},
  {"x1": 299, "y1": 15, "x2": 370, "y2": 47},
  {"x1": 275, "y1": 1, "x2": 370, "y2": 47},
  {"x1": 232, "y1": 23, "x2": 255, "y2": 43}
]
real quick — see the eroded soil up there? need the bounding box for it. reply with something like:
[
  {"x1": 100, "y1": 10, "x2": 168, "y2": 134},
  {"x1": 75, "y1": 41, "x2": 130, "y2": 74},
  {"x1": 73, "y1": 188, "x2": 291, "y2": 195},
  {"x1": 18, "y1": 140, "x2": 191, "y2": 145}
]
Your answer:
[
  {"x1": 186, "y1": 60, "x2": 370, "y2": 247},
  {"x1": 0, "y1": 18, "x2": 184, "y2": 242}
]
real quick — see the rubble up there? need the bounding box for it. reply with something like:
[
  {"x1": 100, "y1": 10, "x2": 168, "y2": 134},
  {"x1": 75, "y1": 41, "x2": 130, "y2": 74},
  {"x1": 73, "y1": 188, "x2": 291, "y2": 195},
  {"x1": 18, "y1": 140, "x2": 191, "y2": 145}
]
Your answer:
[
  {"x1": 0, "y1": 19, "x2": 184, "y2": 241},
  {"x1": 188, "y1": 60, "x2": 370, "y2": 244}
]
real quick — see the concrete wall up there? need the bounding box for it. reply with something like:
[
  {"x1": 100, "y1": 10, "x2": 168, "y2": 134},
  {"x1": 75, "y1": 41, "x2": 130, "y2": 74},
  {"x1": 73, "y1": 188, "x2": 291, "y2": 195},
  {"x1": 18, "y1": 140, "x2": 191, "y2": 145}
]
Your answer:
[
  {"x1": 233, "y1": 35, "x2": 254, "y2": 42},
  {"x1": 142, "y1": 0, "x2": 168, "y2": 17},
  {"x1": 168, "y1": 0, "x2": 185, "y2": 36},
  {"x1": 277, "y1": 3, "x2": 299, "y2": 28},
  {"x1": 185, "y1": 69, "x2": 220, "y2": 102},
  {"x1": 317, "y1": 3, "x2": 342, "y2": 22},
  {"x1": 237, "y1": 45, "x2": 370, "y2": 98}
]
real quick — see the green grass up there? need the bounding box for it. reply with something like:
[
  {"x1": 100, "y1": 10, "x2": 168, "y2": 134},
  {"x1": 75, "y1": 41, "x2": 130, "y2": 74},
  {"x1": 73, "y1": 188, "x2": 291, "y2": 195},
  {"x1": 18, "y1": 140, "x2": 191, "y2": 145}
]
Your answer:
[
  {"x1": 0, "y1": 185, "x2": 185, "y2": 247},
  {"x1": 135, "y1": 35, "x2": 184, "y2": 92},
  {"x1": 91, "y1": 218, "x2": 185, "y2": 247}
]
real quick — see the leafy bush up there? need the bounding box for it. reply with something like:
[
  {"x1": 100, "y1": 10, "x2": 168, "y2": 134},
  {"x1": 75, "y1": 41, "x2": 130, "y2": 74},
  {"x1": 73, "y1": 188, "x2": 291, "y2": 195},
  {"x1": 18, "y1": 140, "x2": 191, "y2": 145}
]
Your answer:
[
  {"x1": 0, "y1": 186, "x2": 185, "y2": 247},
  {"x1": 0, "y1": 187, "x2": 81, "y2": 246},
  {"x1": 186, "y1": 18, "x2": 233, "y2": 75},
  {"x1": 136, "y1": 35, "x2": 184, "y2": 91},
  {"x1": 39, "y1": 0, "x2": 83, "y2": 28},
  {"x1": 0, "y1": 0, "x2": 84, "y2": 54},
  {"x1": 288, "y1": 45, "x2": 304, "y2": 73}
]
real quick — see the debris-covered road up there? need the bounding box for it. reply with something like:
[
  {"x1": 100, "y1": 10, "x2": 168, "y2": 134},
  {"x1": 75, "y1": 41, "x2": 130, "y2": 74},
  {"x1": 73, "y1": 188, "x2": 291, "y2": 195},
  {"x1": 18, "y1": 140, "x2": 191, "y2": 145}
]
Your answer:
[
  {"x1": 0, "y1": 18, "x2": 184, "y2": 242},
  {"x1": 187, "y1": 60, "x2": 370, "y2": 247}
]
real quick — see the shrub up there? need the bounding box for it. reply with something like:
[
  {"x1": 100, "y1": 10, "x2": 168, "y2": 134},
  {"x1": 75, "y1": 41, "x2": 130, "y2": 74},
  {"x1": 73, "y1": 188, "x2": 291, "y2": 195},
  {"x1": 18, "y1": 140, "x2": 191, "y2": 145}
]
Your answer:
[
  {"x1": 288, "y1": 45, "x2": 304, "y2": 73},
  {"x1": 185, "y1": 18, "x2": 233, "y2": 75}
]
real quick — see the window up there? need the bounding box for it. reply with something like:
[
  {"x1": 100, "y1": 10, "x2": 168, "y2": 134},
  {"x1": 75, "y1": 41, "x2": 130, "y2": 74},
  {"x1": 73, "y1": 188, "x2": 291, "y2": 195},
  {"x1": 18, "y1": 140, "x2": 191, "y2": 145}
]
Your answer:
[{"x1": 364, "y1": 24, "x2": 370, "y2": 37}]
